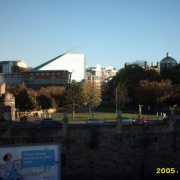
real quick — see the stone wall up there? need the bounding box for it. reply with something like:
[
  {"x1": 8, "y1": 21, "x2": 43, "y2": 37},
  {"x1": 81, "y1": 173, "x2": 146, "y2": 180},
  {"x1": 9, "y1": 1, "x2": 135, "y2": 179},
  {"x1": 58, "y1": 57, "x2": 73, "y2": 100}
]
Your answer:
[{"x1": 0, "y1": 116, "x2": 180, "y2": 180}]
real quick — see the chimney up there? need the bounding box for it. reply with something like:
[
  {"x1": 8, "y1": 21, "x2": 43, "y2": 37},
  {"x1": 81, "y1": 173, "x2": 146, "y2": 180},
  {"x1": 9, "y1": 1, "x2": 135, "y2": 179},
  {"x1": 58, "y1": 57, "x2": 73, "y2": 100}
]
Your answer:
[
  {"x1": 125, "y1": 62, "x2": 129, "y2": 67},
  {"x1": 145, "y1": 61, "x2": 148, "y2": 69}
]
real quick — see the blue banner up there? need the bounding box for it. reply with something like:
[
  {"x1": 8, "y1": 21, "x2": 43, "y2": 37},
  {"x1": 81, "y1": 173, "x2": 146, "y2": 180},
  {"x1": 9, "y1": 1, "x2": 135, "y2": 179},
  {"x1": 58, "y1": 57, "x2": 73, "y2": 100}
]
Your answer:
[{"x1": 22, "y1": 149, "x2": 55, "y2": 168}]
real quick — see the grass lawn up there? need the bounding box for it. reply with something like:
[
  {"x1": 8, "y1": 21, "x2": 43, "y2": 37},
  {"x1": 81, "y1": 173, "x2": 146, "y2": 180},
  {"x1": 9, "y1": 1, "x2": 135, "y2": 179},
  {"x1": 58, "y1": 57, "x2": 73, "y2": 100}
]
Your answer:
[{"x1": 52, "y1": 111, "x2": 159, "y2": 122}]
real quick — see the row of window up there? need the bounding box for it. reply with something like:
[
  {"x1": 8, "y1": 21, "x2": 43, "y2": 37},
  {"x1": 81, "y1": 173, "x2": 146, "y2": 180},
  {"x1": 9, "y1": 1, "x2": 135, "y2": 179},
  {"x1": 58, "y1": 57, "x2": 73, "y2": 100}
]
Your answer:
[
  {"x1": 0, "y1": 74, "x2": 22, "y2": 78},
  {"x1": 26, "y1": 72, "x2": 66, "y2": 76},
  {"x1": 24, "y1": 78, "x2": 67, "y2": 83}
]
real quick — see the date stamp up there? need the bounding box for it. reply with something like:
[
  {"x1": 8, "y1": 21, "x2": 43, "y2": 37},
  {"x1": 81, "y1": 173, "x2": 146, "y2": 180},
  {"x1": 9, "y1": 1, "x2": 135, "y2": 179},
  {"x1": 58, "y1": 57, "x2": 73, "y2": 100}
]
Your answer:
[{"x1": 156, "y1": 168, "x2": 179, "y2": 174}]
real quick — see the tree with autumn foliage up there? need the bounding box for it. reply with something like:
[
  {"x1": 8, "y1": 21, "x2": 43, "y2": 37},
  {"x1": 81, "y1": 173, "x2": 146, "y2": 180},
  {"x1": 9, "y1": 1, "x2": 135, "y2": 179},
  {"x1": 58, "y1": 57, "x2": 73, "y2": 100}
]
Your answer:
[
  {"x1": 39, "y1": 86, "x2": 66, "y2": 107},
  {"x1": 114, "y1": 83, "x2": 128, "y2": 110},
  {"x1": 135, "y1": 79, "x2": 173, "y2": 112},
  {"x1": 81, "y1": 80, "x2": 102, "y2": 114},
  {"x1": 113, "y1": 65, "x2": 161, "y2": 104}
]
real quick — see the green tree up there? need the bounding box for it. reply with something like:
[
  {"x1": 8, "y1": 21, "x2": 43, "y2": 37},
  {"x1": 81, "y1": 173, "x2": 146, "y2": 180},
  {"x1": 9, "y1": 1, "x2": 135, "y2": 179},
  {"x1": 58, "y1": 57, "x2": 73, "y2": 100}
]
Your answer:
[
  {"x1": 64, "y1": 80, "x2": 83, "y2": 118},
  {"x1": 111, "y1": 65, "x2": 161, "y2": 109},
  {"x1": 114, "y1": 66, "x2": 145, "y2": 99},
  {"x1": 160, "y1": 66, "x2": 180, "y2": 84},
  {"x1": 36, "y1": 93, "x2": 55, "y2": 111},
  {"x1": 13, "y1": 83, "x2": 35, "y2": 112}
]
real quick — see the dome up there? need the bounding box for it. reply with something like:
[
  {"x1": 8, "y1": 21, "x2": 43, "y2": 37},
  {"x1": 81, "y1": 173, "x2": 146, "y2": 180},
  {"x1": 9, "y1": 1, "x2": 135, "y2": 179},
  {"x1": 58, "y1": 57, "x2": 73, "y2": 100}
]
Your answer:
[{"x1": 160, "y1": 52, "x2": 177, "y2": 69}]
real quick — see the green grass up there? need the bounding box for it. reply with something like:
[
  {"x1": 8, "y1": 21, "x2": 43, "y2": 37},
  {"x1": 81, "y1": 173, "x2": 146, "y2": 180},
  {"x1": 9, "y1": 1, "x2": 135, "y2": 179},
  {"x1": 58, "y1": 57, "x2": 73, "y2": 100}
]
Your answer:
[{"x1": 52, "y1": 112, "x2": 160, "y2": 121}]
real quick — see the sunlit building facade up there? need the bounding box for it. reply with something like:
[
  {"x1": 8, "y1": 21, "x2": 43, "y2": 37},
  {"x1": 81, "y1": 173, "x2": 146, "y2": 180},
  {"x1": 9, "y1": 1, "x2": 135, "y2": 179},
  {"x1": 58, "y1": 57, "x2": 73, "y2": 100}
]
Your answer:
[
  {"x1": 86, "y1": 64, "x2": 118, "y2": 88},
  {"x1": 33, "y1": 52, "x2": 86, "y2": 82}
]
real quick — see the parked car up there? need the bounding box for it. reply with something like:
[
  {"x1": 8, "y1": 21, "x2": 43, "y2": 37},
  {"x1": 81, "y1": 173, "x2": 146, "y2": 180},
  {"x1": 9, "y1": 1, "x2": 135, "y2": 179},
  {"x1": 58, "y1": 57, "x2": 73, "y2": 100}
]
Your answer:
[
  {"x1": 122, "y1": 117, "x2": 135, "y2": 125},
  {"x1": 86, "y1": 118, "x2": 103, "y2": 125},
  {"x1": 175, "y1": 115, "x2": 180, "y2": 121},
  {"x1": 20, "y1": 115, "x2": 28, "y2": 122},
  {"x1": 162, "y1": 115, "x2": 180, "y2": 123},
  {"x1": 162, "y1": 116, "x2": 170, "y2": 124},
  {"x1": 0, "y1": 118, "x2": 7, "y2": 122},
  {"x1": 40, "y1": 118, "x2": 62, "y2": 128},
  {"x1": 134, "y1": 118, "x2": 147, "y2": 125}
]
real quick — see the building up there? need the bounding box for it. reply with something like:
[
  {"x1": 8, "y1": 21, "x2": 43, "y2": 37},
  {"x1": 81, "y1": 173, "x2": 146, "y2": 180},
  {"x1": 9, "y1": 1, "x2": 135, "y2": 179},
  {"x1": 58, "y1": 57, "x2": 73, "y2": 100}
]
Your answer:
[
  {"x1": 125, "y1": 52, "x2": 178, "y2": 72},
  {"x1": 33, "y1": 51, "x2": 86, "y2": 83},
  {"x1": 22, "y1": 70, "x2": 71, "y2": 90},
  {"x1": 101, "y1": 66, "x2": 118, "y2": 83},
  {"x1": 86, "y1": 64, "x2": 118, "y2": 88},
  {"x1": 0, "y1": 60, "x2": 28, "y2": 73},
  {"x1": 160, "y1": 52, "x2": 178, "y2": 69},
  {"x1": 0, "y1": 60, "x2": 29, "y2": 91},
  {"x1": 0, "y1": 50, "x2": 85, "y2": 91}
]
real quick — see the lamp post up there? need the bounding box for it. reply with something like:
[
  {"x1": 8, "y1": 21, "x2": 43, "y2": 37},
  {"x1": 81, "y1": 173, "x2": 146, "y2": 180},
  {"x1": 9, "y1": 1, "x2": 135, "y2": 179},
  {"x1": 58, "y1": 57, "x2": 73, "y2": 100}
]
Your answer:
[
  {"x1": 116, "y1": 87, "x2": 118, "y2": 115},
  {"x1": 139, "y1": 105, "x2": 143, "y2": 119},
  {"x1": 92, "y1": 76, "x2": 95, "y2": 119}
]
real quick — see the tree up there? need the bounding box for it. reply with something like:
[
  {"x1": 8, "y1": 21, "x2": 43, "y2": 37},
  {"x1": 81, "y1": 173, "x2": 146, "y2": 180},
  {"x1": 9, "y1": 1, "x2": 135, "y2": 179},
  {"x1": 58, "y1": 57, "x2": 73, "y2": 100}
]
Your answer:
[
  {"x1": 160, "y1": 66, "x2": 180, "y2": 85},
  {"x1": 114, "y1": 83, "x2": 128, "y2": 110},
  {"x1": 111, "y1": 65, "x2": 161, "y2": 109},
  {"x1": 13, "y1": 83, "x2": 35, "y2": 112},
  {"x1": 39, "y1": 86, "x2": 66, "y2": 107},
  {"x1": 135, "y1": 79, "x2": 173, "y2": 112},
  {"x1": 36, "y1": 93, "x2": 55, "y2": 112},
  {"x1": 64, "y1": 80, "x2": 83, "y2": 118},
  {"x1": 132, "y1": 60, "x2": 146, "y2": 67},
  {"x1": 81, "y1": 80, "x2": 102, "y2": 114}
]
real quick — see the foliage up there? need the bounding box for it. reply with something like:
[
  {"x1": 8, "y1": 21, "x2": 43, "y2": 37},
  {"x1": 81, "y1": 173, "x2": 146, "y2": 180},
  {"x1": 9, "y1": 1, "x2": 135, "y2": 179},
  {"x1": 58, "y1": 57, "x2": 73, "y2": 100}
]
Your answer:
[
  {"x1": 81, "y1": 80, "x2": 102, "y2": 113},
  {"x1": 63, "y1": 80, "x2": 84, "y2": 110},
  {"x1": 36, "y1": 92, "x2": 55, "y2": 110},
  {"x1": 39, "y1": 86, "x2": 66, "y2": 107},
  {"x1": 106, "y1": 64, "x2": 179, "y2": 112},
  {"x1": 160, "y1": 67, "x2": 180, "y2": 84},
  {"x1": 131, "y1": 60, "x2": 146, "y2": 67},
  {"x1": 13, "y1": 83, "x2": 36, "y2": 111},
  {"x1": 114, "y1": 66, "x2": 145, "y2": 98},
  {"x1": 135, "y1": 79, "x2": 172, "y2": 106},
  {"x1": 114, "y1": 83, "x2": 128, "y2": 109}
]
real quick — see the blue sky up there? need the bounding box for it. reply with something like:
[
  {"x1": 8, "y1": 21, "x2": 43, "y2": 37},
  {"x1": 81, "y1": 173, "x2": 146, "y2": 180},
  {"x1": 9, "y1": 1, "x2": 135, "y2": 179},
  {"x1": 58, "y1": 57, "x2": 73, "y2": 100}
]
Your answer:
[{"x1": 0, "y1": 0, "x2": 180, "y2": 70}]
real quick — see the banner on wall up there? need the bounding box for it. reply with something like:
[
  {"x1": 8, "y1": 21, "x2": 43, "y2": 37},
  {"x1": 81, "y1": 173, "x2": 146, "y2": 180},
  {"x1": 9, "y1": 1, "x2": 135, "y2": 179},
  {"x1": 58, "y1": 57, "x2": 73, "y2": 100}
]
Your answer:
[{"x1": 0, "y1": 143, "x2": 61, "y2": 180}]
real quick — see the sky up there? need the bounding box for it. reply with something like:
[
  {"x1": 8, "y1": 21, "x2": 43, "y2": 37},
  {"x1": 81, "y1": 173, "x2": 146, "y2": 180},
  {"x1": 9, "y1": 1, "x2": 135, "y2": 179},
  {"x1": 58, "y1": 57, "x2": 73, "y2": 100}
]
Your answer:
[{"x1": 0, "y1": 0, "x2": 180, "y2": 70}]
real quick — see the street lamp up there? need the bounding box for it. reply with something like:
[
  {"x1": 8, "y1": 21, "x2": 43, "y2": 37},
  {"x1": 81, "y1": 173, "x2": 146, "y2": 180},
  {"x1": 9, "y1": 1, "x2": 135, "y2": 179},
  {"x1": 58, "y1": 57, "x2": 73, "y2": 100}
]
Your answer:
[
  {"x1": 92, "y1": 75, "x2": 95, "y2": 119},
  {"x1": 139, "y1": 105, "x2": 143, "y2": 118},
  {"x1": 116, "y1": 87, "x2": 118, "y2": 115}
]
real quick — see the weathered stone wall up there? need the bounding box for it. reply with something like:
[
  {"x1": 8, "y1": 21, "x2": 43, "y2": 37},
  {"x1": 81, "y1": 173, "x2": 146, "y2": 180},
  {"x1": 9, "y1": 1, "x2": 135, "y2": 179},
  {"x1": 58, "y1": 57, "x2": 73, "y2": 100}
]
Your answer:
[{"x1": 0, "y1": 116, "x2": 180, "y2": 180}]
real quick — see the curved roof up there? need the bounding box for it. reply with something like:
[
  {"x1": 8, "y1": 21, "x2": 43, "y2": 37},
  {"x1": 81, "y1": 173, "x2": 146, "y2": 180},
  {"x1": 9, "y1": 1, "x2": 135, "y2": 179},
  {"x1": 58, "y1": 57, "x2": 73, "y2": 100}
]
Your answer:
[{"x1": 160, "y1": 52, "x2": 177, "y2": 68}]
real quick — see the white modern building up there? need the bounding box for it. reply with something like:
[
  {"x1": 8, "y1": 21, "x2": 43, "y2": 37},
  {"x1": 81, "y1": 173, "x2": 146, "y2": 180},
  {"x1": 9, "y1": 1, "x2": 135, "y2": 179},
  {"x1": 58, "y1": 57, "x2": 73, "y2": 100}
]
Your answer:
[{"x1": 33, "y1": 51, "x2": 86, "y2": 82}]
